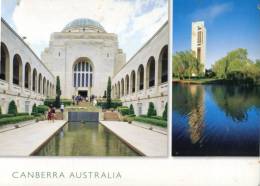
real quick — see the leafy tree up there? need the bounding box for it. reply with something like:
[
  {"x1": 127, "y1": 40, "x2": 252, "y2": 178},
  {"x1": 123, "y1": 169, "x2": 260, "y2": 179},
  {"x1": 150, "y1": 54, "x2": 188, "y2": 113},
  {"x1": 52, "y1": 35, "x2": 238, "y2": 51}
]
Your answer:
[
  {"x1": 8, "y1": 100, "x2": 17, "y2": 115},
  {"x1": 129, "y1": 104, "x2": 135, "y2": 115},
  {"x1": 147, "y1": 102, "x2": 157, "y2": 116},
  {"x1": 55, "y1": 76, "x2": 61, "y2": 108},
  {"x1": 106, "y1": 77, "x2": 111, "y2": 108},
  {"x1": 162, "y1": 102, "x2": 167, "y2": 120}
]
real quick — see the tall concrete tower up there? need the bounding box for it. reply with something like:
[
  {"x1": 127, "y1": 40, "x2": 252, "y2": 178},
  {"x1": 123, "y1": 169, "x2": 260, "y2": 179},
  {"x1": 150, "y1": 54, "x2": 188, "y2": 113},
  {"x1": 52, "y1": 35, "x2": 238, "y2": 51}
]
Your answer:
[{"x1": 191, "y1": 21, "x2": 206, "y2": 71}]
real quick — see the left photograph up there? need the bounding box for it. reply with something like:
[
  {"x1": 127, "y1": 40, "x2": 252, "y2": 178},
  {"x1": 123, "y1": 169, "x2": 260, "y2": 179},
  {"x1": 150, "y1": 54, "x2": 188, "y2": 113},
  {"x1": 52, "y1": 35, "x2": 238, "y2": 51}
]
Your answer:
[{"x1": 0, "y1": 0, "x2": 169, "y2": 157}]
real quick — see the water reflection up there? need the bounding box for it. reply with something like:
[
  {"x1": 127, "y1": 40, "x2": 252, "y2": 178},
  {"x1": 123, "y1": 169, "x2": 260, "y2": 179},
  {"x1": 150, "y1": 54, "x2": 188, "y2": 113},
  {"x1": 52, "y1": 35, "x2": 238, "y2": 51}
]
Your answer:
[
  {"x1": 172, "y1": 83, "x2": 260, "y2": 156},
  {"x1": 34, "y1": 123, "x2": 139, "y2": 156}
]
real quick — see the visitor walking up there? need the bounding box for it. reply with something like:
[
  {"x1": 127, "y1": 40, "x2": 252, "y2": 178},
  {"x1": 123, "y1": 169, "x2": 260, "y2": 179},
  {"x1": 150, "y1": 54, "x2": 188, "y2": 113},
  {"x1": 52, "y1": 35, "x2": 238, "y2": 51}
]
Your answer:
[{"x1": 60, "y1": 103, "x2": 64, "y2": 119}]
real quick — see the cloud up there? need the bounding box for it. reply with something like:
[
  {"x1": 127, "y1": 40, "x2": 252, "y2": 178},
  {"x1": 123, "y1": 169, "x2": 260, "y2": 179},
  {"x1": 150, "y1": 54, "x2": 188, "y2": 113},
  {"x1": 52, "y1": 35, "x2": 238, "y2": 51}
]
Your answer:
[
  {"x1": 11, "y1": 0, "x2": 167, "y2": 60},
  {"x1": 191, "y1": 2, "x2": 233, "y2": 23}
]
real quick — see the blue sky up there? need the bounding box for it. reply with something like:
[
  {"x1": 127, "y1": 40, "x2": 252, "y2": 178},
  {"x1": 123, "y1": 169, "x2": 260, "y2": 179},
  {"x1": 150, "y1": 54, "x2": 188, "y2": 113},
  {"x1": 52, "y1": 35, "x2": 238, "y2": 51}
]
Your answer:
[
  {"x1": 173, "y1": 0, "x2": 260, "y2": 69},
  {"x1": 1, "y1": 0, "x2": 167, "y2": 60}
]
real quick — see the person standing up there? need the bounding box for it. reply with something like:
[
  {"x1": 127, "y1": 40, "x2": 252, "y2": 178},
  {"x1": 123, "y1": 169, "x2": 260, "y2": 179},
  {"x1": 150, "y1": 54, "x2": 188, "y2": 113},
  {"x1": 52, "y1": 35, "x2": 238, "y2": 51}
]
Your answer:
[{"x1": 60, "y1": 103, "x2": 64, "y2": 119}]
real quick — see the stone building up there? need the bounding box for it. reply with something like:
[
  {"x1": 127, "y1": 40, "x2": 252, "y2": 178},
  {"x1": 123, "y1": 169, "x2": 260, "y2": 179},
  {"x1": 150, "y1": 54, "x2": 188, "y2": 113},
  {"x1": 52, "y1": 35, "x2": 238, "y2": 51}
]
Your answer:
[
  {"x1": 0, "y1": 18, "x2": 55, "y2": 114},
  {"x1": 191, "y1": 21, "x2": 206, "y2": 71},
  {"x1": 1, "y1": 18, "x2": 168, "y2": 116},
  {"x1": 112, "y1": 22, "x2": 168, "y2": 116}
]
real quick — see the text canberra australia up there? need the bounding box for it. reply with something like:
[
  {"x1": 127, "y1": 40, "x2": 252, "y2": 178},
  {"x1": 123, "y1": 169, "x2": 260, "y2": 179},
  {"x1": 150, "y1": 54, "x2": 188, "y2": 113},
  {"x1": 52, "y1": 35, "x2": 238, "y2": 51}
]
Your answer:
[{"x1": 12, "y1": 171, "x2": 122, "y2": 179}]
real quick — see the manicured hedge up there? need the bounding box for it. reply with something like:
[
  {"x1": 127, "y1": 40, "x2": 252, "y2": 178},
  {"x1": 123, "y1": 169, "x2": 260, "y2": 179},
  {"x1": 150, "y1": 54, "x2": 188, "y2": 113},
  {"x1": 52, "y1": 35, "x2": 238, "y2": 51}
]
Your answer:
[
  {"x1": 37, "y1": 105, "x2": 49, "y2": 114},
  {"x1": 44, "y1": 99, "x2": 72, "y2": 107},
  {"x1": 134, "y1": 116, "x2": 167, "y2": 128},
  {"x1": 0, "y1": 115, "x2": 35, "y2": 126},
  {"x1": 97, "y1": 101, "x2": 122, "y2": 109},
  {"x1": 0, "y1": 113, "x2": 29, "y2": 119},
  {"x1": 117, "y1": 106, "x2": 130, "y2": 116}
]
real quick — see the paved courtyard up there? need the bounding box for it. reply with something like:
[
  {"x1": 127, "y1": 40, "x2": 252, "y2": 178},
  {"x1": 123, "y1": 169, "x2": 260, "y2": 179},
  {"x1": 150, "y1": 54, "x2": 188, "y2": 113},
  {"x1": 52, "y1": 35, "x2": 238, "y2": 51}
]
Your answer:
[
  {"x1": 100, "y1": 121, "x2": 168, "y2": 157},
  {"x1": 0, "y1": 120, "x2": 67, "y2": 156}
]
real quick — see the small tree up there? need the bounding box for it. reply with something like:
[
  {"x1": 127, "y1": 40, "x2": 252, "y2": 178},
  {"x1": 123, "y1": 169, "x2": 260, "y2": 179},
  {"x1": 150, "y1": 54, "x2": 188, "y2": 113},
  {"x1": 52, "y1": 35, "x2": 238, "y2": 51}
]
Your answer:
[
  {"x1": 162, "y1": 102, "x2": 167, "y2": 120},
  {"x1": 32, "y1": 103, "x2": 38, "y2": 115},
  {"x1": 8, "y1": 100, "x2": 17, "y2": 115},
  {"x1": 55, "y1": 76, "x2": 61, "y2": 108},
  {"x1": 106, "y1": 76, "x2": 112, "y2": 108},
  {"x1": 147, "y1": 102, "x2": 157, "y2": 116},
  {"x1": 129, "y1": 104, "x2": 135, "y2": 115}
]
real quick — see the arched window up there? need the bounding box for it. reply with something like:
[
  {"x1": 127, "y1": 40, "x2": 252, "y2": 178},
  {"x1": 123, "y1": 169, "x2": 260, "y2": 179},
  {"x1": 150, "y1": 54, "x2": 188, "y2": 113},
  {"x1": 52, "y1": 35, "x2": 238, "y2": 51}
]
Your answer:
[
  {"x1": 159, "y1": 45, "x2": 168, "y2": 84},
  {"x1": 125, "y1": 75, "x2": 129, "y2": 95},
  {"x1": 146, "y1": 57, "x2": 155, "y2": 88},
  {"x1": 38, "y1": 74, "x2": 42, "y2": 94},
  {"x1": 32, "y1": 69, "x2": 37, "y2": 91},
  {"x1": 73, "y1": 60, "x2": 93, "y2": 88},
  {"x1": 130, "y1": 70, "x2": 136, "y2": 93},
  {"x1": 24, "y1": 63, "x2": 31, "y2": 89},
  {"x1": 137, "y1": 65, "x2": 144, "y2": 91},
  {"x1": 121, "y1": 78, "x2": 124, "y2": 96},
  {"x1": 115, "y1": 84, "x2": 117, "y2": 98},
  {"x1": 13, "y1": 54, "x2": 22, "y2": 86},
  {"x1": 47, "y1": 81, "x2": 49, "y2": 96},
  {"x1": 0, "y1": 42, "x2": 10, "y2": 81}
]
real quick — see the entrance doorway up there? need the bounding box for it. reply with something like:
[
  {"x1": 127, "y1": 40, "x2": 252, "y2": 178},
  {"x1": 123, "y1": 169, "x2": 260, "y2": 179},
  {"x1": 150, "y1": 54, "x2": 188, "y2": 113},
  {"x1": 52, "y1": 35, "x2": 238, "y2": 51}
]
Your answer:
[{"x1": 78, "y1": 90, "x2": 88, "y2": 98}]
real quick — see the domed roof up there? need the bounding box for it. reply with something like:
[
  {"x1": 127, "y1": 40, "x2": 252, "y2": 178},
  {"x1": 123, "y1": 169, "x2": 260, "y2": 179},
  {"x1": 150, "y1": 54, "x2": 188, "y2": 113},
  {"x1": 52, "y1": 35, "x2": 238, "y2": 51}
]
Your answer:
[{"x1": 62, "y1": 18, "x2": 105, "y2": 32}]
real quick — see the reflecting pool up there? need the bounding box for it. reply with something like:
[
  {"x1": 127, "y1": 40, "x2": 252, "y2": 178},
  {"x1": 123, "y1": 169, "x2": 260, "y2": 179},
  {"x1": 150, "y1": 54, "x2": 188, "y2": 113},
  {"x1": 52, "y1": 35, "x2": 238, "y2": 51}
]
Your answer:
[
  {"x1": 34, "y1": 123, "x2": 139, "y2": 156},
  {"x1": 172, "y1": 82, "x2": 260, "y2": 156}
]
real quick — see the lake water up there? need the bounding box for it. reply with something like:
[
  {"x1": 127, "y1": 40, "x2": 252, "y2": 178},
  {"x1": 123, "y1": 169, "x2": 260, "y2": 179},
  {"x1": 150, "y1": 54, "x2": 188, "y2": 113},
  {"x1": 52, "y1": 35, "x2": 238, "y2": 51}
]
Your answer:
[
  {"x1": 172, "y1": 82, "x2": 260, "y2": 156},
  {"x1": 34, "y1": 123, "x2": 139, "y2": 156}
]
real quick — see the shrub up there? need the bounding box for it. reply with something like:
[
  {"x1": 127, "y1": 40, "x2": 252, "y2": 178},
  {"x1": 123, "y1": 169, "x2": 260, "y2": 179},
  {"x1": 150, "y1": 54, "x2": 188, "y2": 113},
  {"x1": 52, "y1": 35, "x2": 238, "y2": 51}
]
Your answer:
[
  {"x1": 118, "y1": 107, "x2": 130, "y2": 116},
  {"x1": 162, "y1": 103, "x2": 167, "y2": 121},
  {"x1": 32, "y1": 104, "x2": 38, "y2": 115},
  {"x1": 37, "y1": 105, "x2": 49, "y2": 114},
  {"x1": 0, "y1": 114, "x2": 14, "y2": 119},
  {"x1": 44, "y1": 99, "x2": 72, "y2": 107},
  {"x1": 147, "y1": 102, "x2": 157, "y2": 117},
  {"x1": 8, "y1": 100, "x2": 17, "y2": 115},
  {"x1": 129, "y1": 104, "x2": 135, "y2": 115},
  {"x1": 97, "y1": 101, "x2": 122, "y2": 109},
  {"x1": 15, "y1": 113, "x2": 29, "y2": 116},
  {"x1": 134, "y1": 116, "x2": 167, "y2": 128},
  {"x1": 0, "y1": 115, "x2": 35, "y2": 126},
  {"x1": 0, "y1": 107, "x2": 2, "y2": 115}
]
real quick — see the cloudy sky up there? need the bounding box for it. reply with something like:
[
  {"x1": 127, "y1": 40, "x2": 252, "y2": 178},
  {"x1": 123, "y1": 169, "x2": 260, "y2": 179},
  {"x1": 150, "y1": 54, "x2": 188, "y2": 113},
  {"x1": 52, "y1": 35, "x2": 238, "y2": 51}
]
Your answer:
[
  {"x1": 1, "y1": 0, "x2": 168, "y2": 60},
  {"x1": 173, "y1": 0, "x2": 260, "y2": 69}
]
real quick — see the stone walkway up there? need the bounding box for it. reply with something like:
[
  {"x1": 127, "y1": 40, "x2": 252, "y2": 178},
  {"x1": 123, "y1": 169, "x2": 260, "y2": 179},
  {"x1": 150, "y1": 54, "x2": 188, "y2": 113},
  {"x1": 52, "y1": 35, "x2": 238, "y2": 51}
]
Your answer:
[
  {"x1": 0, "y1": 120, "x2": 67, "y2": 156},
  {"x1": 100, "y1": 121, "x2": 168, "y2": 157}
]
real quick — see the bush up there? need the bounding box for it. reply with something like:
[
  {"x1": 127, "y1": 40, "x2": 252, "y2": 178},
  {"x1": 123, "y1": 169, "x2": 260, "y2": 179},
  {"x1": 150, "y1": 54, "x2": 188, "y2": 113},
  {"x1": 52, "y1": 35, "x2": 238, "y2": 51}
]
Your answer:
[
  {"x1": 97, "y1": 101, "x2": 122, "y2": 109},
  {"x1": 0, "y1": 115, "x2": 35, "y2": 126},
  {"x1": 134, "y1": 116, "x2": 167, "y2": 128},
  {"x1": 0, "y1": 114, "x2": 14, "y2": 119},
  {"x1": 15, "y1": 113, "x2": 29, "y2": 116},
  {"x1": 32, "y1": 104, "x2": 38, "y2": 115},
  {"x1": 162, "y1": 103, "x2": 167, "y2": 121},
  {"x1": 44, "y1": 99, "x2": 72, "y2": 107},
  {"x1": 147, "y1": 102, "x2": 157, "y2": 117},
  {"x1": 37, "y1": 105, "x2": 49, "y2": 114},
  {"x1": 129, "y1": 104, "x2": 135, "y2": 115},
  {"x1": 0, "y1": 107, "x2": 2, "y2": 115},
  {"x1": 8, "y1": 100, "x2": 17, "y2": 115},
  {"x1": 118, "y1": 107, "x2": 130, "y2": 116}
]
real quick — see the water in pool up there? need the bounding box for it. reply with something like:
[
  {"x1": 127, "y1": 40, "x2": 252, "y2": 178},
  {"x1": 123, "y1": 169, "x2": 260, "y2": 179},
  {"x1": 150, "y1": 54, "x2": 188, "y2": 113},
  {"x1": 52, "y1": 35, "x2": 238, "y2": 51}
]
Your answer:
[
  {"x1": 172, "y1": 82, "x2": 260, "y2": 156},
  {"x1": 34, "y1": 123, "x2": 139, "y2": 156}
]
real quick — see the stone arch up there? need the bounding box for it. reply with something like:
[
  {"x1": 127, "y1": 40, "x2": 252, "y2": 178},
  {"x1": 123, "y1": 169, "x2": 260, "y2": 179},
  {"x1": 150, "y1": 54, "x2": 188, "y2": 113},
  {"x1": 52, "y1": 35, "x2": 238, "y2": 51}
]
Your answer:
[
  {"x1": 72, "y1": 57, "x2": 94, "y2": 88},
  {"x1": 146, "y1": 56, "x2": 155, "y2": 88},
  {"x1": 121, "y1": 78, "x2": 124, "y2": 96},
  {"x1": 43, "y1": 77, "x2": 46, "y2": 95},
  {"x1": 13, "y1": 54, "x2": 23, "y2": 86},
  {"x1": 137, "y1": 64, "x2": 144, "y2": 91},
  {"x1": 32, "y1": 69, "x2": 37, "y2": 92},
  {"x1": 38, "y1": 73, "x2": 42, "y2": 94},
  {"x1": 117, "y1": 81, "x2": 120, "y2": 98},
  {"x1": 0, "y1": 42, "x2": 10, "y2": 81},
  {"x1": 24, "y1": 62, "x2": 31, "y2": 89},
  {"x1": 114, "y1": 84, "x2": 117, "y2": 98},
  {"x1": 158, "y1": 45, "x2": 168, "y2": 84},
  {"x1": 130, "y1": 70, "x2": 136, "y2": 93},
  {"x1": 125, "y1": 74, "x2": 129, "y2": 95}
]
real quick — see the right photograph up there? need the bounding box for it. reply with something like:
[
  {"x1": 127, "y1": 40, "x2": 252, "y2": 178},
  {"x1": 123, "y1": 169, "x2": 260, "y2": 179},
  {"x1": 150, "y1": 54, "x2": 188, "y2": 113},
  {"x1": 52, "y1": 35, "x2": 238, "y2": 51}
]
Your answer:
[{"x1": 172, "y1": 0, "x2": 260, "y2": 156}]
